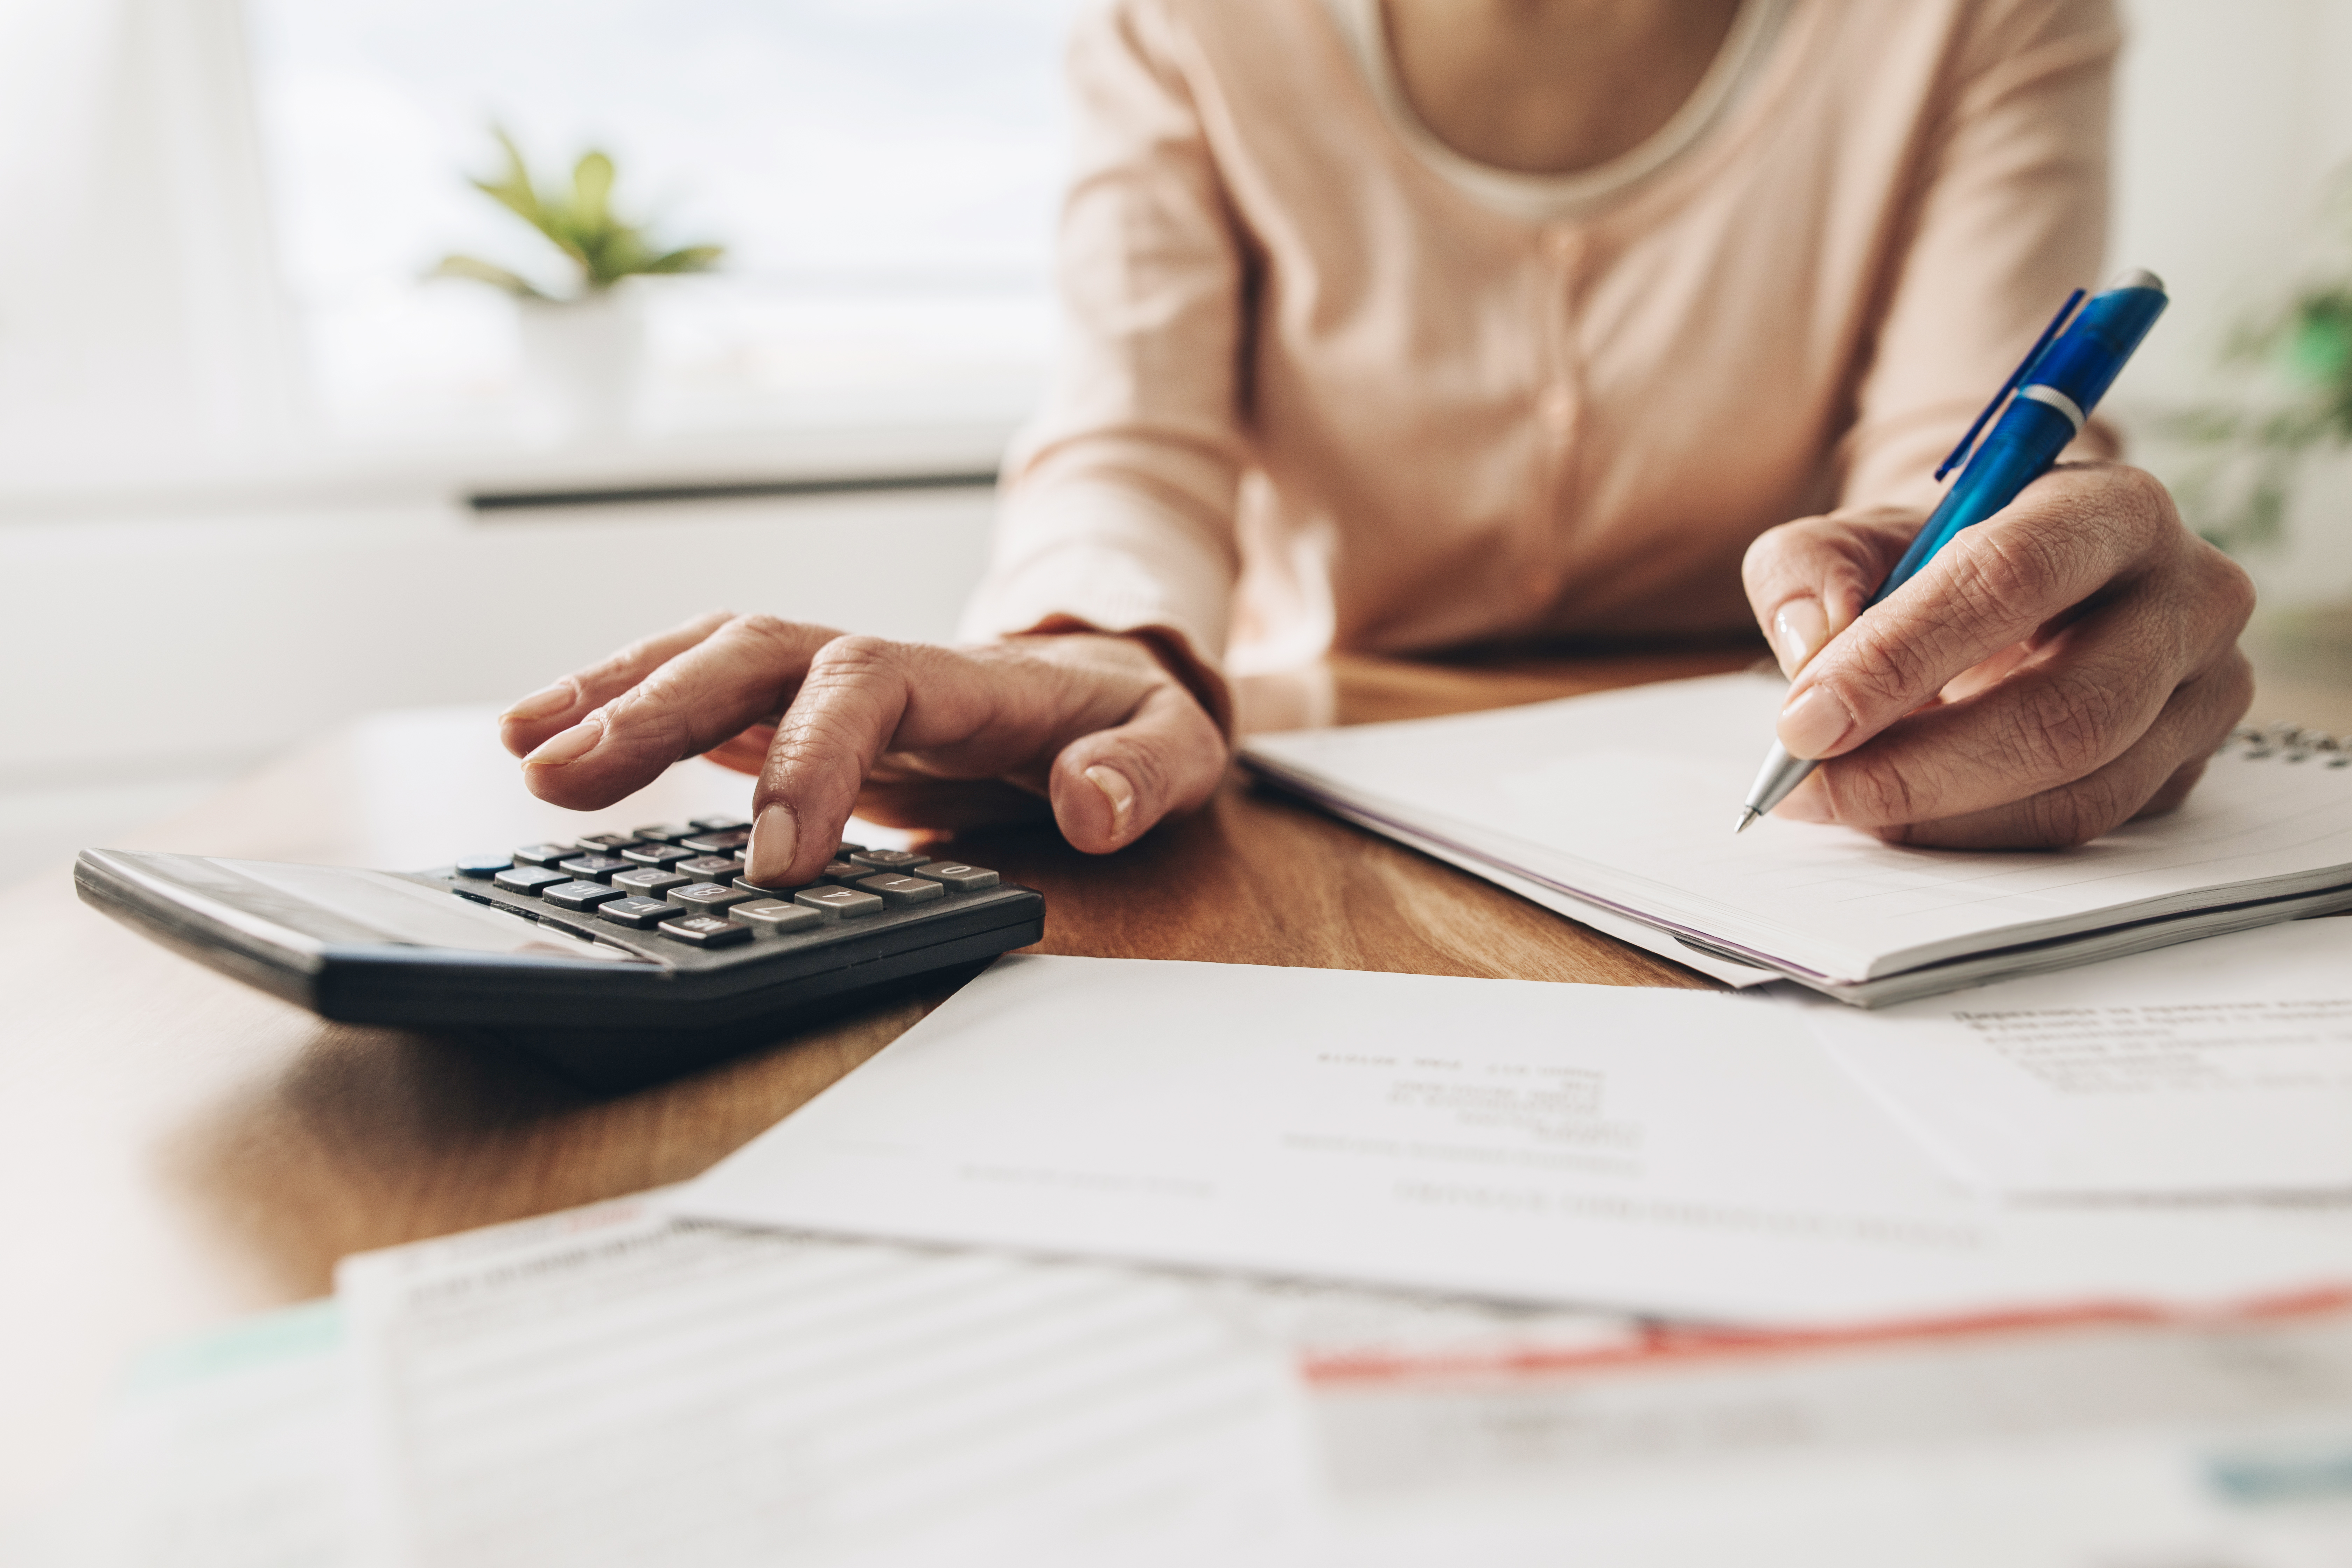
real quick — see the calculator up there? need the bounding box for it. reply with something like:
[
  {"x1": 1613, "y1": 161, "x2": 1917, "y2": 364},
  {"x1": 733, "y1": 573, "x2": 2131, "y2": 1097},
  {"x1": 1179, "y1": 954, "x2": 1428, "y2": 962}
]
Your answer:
[{"x1": 74, "y1": 816, "x2": 1045, "y2": 1090}]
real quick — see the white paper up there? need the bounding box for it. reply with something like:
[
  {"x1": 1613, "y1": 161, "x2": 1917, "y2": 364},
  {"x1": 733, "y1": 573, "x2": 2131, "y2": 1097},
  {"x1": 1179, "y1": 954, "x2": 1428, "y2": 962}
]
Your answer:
[
  {"x1": 337, "y1": 1196, "x2": 1316, "y2": 1568},
  {"x1": 1243, "y1": 673, "x2": 2352, "y2": 984},
  {"x1": 677, "y1": 955, "x2": 2352, "y2": 1327},
  {"x1": 1803, "y1": 916, "x2": 2352, "y2": 1197}
]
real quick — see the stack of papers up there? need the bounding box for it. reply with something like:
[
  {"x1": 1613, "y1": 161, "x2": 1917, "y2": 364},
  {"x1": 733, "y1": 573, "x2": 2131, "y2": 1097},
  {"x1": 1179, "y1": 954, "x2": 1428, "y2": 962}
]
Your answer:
[{"x1": 1240, "y1": 672, "x2": 2352, "y2": 1003}]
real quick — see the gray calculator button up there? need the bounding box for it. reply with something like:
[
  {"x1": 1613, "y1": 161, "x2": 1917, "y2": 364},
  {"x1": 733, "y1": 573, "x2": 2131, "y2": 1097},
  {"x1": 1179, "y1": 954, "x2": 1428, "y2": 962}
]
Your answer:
[
  {"x1": 670, "y1": 882, "x2": 754, "y2": 912},
  {"x1": 680, "y1": 830, "x2": 752, "y2": 855},
  {"x1": 859, "y1": 874, "x2": 944, "y2": 906},
  {"x1": 619, "y1": 842, "x2": 699, "y2": 868},
  {"x1": 455, "y1": 854, "x2": 511, "y2": 880},
  {"x1": 493, "y1": 866, "x2": 570, "y2": 895},
  {"x1": 691, "y1": 815, "x2": 749, "y2": 832},
  {"x1": 658, "y1": 914, "x2": 752, "y2": 947},
  {"x1": 576, "y1": 832, "x2": 643, "y2": 852},
  {"x1": 556, "y1": 854, "x2": 633, "y2": 883},
  {"x1": 849, "y1": 849, "x2": 929, "y2": 874},
  {"x1": 819, "y1": 860, "x2": 868, "y2": 883},
  {"x1": 597, "y1": 896, "x2": 686, "y2": 929},
  {"x1": 834, "y1": 841, "x2": 867, "y2": 856},
  {"x1": 676, "y1": 855, "x2": 744, "y2": 880},
  {"x1": 734, "y1": 875, "x2": 811, "y2": 897},
  {"x1": 542, "y1": 880, "x2": 627, "y2": 911},
  {"x1": 512, "y1": 842, "x2": 578, "y2": 868},
  {"x1": 915, "y1": 862, "x2": 999, "y2": 891},
  {"x1": 611, "y1": 867, "x2": 690, "y2": 895},
  {"x1": 731, "y1": 899, "x2": 825, "y2": 936},
  {"x1": 794, "y1": 886, "x2": 885, "y2": 920},
  {"x1": 632, "y1": 824, "x2": 699, "y2": 844}
]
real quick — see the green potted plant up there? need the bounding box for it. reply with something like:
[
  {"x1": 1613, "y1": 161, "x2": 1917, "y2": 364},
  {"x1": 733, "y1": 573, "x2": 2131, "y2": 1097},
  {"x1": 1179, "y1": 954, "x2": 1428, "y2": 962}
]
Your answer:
[{"x1": 432, "y1": 128, "x2": 724, "y2": 440}]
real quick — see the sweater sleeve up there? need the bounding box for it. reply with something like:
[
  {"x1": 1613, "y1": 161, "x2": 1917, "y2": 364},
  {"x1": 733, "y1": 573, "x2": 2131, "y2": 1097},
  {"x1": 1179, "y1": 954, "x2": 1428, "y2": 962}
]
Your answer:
[
  {"x1": 1837, "y1": 0, "x2": 2124, "y2": 514},
  {"x1": 958, "y1": 0, "x2": 1248, "y2": 705}
]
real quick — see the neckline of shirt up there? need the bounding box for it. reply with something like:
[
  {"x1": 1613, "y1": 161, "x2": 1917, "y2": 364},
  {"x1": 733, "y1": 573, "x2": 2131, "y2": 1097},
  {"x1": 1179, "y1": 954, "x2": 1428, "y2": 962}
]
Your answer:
[{"x1": 1319, "y1": 0, "x2": 1794, "y2": 225}]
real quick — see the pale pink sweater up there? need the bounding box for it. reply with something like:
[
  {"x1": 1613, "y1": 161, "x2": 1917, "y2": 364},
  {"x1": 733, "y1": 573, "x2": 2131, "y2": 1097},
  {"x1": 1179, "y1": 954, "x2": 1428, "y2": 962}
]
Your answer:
[{"x1": 961, "y1": 0, "x2": 2121, "y2": 699}]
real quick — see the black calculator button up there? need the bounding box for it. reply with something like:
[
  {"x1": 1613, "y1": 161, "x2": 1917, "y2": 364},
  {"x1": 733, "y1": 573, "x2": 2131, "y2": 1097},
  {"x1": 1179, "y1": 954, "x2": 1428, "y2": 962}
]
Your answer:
[
  {"x1": 619, "y1": 843, "x2": 699, "y2": 868},
  {"x1": 454, "y1": 854, "x2": 511, "y2": 880},
  {"x1": 819, "y1": 860, "x2": 868, "y2": 884},
  {"x1": 542, "y1": 880, "x2": 628, "y2": 911},
  {"x1": 859, "y1": 874, "x2": 944, "y2": 906},
  {"x1": 731, "y1": 899, "x2": 825, "y2": 936},
  {"x1": 794, "y1": 886, "x2": 885, "y2": 920},
  {"x1": 658, "y1": 914, "x2": 752, "y2": 947},
  {"x1": 556, "y1": 855, "x2": 633, "y2": 883},
  {"x1": 576, "y1": 833, "x2": 644, "y2": 853},
  {"x1": 835, "y1": 841, "x2": 867, "y2": 856},
  {"x1": 915, "y1": 862, "x2": 999, "y2": 892},
  {"x1": 597, "y1": 896, "x2": 687, "y2": 929},
  {"x1": 612, "y1": 867, "x2": 691, "y2": 896},
  {"x1": 680, "y1": 830, "x2": 751, "y2": 855},
  {"x1": 690, "y1": 815, "x2": 749, "y2": 832},
  {"x1": 675, "y1": 855, "x2": 744, "y2": 880},
  {"x1": 493, "y1": 866, "x2": 570, "y2": 895},
  {"x1": 513, "y1": 843, "x2": 578, "y2": 868},
  {"x1": 849, "y1": 849, "x2": 929, "y2": 874},
  {"x1": 631, "y1": 824, "x2": 699, "y2": 844},
  {"x1": 670, "y1": 882, "x2": 754, "y2": 913},
  {"x1": 734, "y1": 875, "x2": 812, "y2": 897}
]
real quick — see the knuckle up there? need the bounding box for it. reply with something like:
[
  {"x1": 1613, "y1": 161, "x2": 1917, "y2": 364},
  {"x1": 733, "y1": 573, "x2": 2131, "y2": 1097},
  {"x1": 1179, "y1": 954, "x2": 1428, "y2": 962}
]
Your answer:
[
  {"x1": 2005, "y1": 678, "x2": 2122, "y2": 780},
  {"x1": 1821, "y1": 752, "x2": 1923, "y2": 827},
  {"x1": 1833, "y1": 618, "x2": 1940, "y2": 713},
  {"x1": 805, "y1": 633, "x2": 899, "y2": 686}
]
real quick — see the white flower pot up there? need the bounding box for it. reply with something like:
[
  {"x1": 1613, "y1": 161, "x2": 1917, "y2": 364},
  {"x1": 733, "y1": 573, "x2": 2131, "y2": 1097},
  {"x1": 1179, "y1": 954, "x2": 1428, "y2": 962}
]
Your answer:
[{"x1": 517, "y1": 288, "x2": 646, "y2": 442}]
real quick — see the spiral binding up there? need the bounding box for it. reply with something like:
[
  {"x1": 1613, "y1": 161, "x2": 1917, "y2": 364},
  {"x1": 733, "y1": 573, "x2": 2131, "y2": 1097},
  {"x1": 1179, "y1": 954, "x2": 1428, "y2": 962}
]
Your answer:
[{"x1": 2219, "y1": 722, "x2": 2350, "y2": 766}]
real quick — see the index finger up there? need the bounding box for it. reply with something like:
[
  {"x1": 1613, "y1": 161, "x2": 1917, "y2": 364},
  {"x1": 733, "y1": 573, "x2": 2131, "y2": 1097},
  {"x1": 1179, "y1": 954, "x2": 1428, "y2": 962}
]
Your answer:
[
  {"x1": 499, "y1": 609, "x2": 736, "y2": 756},
  {"x1": 1775, "y1": 465, "x2": 2166, "y2": 761}
]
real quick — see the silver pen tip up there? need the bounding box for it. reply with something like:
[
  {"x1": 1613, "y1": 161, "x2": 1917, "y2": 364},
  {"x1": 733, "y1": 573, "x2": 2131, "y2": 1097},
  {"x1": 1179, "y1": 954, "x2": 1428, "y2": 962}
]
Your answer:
[{"x1": 1733, "y1": 807, "x2": 1760, "y2": 835}]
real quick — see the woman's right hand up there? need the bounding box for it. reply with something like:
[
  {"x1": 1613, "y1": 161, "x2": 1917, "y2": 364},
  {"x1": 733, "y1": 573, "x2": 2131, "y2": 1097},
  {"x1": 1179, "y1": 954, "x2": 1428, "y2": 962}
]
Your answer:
[{"x1": 497, "y1": 612, "x2": 1231, "y2": 887}]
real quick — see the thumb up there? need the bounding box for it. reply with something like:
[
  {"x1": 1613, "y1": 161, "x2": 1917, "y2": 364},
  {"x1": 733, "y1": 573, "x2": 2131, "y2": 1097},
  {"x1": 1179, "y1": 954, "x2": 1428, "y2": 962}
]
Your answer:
[
  {"x1": 1046, "y1": 680, "x2": 1229, "y2": 853},
  {"x1": 1742, "y1": 505, "x2": 1922, "y2": 677}
]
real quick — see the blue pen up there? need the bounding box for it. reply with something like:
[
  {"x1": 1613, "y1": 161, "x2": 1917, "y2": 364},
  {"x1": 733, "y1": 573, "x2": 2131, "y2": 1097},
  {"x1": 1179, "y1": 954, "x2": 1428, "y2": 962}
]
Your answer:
[{"x1": 1733, "y1": 268, "x2": 2170, "y2": 833}]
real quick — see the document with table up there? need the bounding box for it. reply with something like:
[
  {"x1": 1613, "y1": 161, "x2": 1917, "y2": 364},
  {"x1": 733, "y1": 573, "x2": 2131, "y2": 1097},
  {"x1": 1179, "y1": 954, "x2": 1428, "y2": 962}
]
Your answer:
[
  {"x1": 676, "y1": 953, "x2": 2352, "y2": 1326},
  {"x1": 1241, "y1": 673, "x2": 2352, "y2": 1003}
]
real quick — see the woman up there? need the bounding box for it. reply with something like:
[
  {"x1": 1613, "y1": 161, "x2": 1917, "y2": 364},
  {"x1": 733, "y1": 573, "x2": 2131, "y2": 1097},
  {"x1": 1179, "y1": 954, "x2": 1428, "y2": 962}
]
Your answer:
[{"x1": 500, "y1": 0, "x2": 2253, "y2": 891}]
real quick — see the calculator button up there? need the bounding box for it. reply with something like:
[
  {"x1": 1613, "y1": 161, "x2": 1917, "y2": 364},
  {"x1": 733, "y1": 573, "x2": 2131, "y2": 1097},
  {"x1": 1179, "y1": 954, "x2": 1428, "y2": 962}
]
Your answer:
[
  {"x1": 680, "y1": 830, "x2": 752, "y2": 855},
  {"x1": 619, "y1": 842, "x2": 699, "y2": 868},
  {"x1": 675, "y1": 855, "x2": 744, "y2": 880},
  {"x1": 915, "y1": 862, "x2": 999, "y2": 892},
  {"x1": 794, "y1": 887, "x2": 885, "y2": 920},
  {"x1": 575, "y1": 832, "x2": 640, "y2": 851},
  {"x1": 556, "y1": 854, "x2": 634, "y2": 883},
  {"x1": 611, "y1": 866, "x2": 691, "y2": 896},
  {"x1": 731, "y1": 899, "x2": 825, "y2": 936},
  {"x1": 512, "y1": 843, "x2": 578, "y2": 868},
  {"x1": 541, "y1": 880, "x2": 628, "y2": 911},
  {"x1": 597, "y1": 896, "x2": 687, "y2": 929},
  {"x1": 734, "y1": 875, "x2": 813, "y2": 897},
  {"x1": 849, "y1": 849, "x2": 930, "y2": 874},
  {"x1": 658, "y1": 914, "x2": 752, "y2": 947},
  {"x1": 493, "y1": 866, "x2": 570, "y2": 895},
  {"x1": 670, "y1": 882, "x2": 754, "y2": 913},
  {"x1": 631, "y1": 824, "x2": 699, "y2": 844},
  {"x1": 859, "y1": 874, "x2": 944, "y2": 906},
  {"x1": 690, "y1": 815, "x2": 749, "y2": 832},
  {"x1": 454, "y1": 854, "x2": 511, "y2": 880},
  {"x1": 819, "y1": 860, "x2": 869, "y2": 883},
  {"x1": 835, "y1": 841, "x2": 867, "y2": 857}
]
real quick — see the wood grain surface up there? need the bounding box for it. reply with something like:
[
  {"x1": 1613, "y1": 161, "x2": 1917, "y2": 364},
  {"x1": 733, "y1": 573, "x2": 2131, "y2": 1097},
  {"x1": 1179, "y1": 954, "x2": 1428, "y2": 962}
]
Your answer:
[{"x1": 0, "y1": 645, "x2": 1754, "y2": 1521}]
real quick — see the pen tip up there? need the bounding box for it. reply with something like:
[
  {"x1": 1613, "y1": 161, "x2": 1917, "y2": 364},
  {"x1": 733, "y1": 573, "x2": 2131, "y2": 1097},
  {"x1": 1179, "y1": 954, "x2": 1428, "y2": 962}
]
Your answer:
[{"x1": 1733, "y1": 808, "x2": 1759, "y2": 835}]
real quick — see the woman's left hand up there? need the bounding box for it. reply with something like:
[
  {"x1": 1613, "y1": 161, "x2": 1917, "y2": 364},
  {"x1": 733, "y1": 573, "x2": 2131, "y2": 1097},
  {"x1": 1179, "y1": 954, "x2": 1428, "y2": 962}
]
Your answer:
[{"x1": 1741, "y1": 461, "x2": 2256, "y2": 849}]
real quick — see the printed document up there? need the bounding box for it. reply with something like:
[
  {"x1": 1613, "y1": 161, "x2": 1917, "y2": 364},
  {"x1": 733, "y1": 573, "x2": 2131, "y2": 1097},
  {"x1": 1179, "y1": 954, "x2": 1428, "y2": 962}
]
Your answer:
[
  {"x1": 1805, "y1": 916, "x2": 2352, "y2": 1197},
  {"x1": 676, "y1": 955, "x2": 2352, "y2": 1326}
]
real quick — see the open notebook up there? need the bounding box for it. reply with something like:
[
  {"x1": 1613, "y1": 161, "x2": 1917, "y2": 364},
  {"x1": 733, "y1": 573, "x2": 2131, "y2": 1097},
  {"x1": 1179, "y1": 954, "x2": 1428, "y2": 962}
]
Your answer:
[{"x1": 1241, "y1": 672, "x2": 2352, "y2": 1005}]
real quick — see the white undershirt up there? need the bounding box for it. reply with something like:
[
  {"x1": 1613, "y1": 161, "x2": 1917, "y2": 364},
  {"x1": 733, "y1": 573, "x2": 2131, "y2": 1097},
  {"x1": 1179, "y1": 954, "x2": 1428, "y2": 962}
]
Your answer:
[{"x1": 1319, "y1": 0, "x2": 1792, "y2": 223}]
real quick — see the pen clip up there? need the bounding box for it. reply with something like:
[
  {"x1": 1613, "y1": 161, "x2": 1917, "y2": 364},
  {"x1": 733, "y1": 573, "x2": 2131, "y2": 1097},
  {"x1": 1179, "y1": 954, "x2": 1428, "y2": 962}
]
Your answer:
[{"x1": 1933, "y1": 287, "x2": 2086, "y2": 482}]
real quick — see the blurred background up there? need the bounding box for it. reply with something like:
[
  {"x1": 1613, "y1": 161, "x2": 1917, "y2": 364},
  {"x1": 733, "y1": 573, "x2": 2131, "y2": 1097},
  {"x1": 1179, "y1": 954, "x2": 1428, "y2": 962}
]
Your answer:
[{"x1": 3, "y1": 0, "x2": 2349, "y2": 870}]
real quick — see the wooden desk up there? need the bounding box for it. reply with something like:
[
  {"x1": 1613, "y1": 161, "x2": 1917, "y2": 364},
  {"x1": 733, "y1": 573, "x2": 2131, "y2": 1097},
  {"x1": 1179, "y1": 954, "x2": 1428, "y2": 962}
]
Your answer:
[{"x1": 0, "y1": 645, "x2": 1746, "y2": 1521}]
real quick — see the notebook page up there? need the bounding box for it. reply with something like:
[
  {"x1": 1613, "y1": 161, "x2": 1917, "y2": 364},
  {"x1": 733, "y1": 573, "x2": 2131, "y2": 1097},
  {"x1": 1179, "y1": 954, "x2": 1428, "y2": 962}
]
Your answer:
[{"x1": 1244, "y1": 673, "x2": 2352, "y2": 982}]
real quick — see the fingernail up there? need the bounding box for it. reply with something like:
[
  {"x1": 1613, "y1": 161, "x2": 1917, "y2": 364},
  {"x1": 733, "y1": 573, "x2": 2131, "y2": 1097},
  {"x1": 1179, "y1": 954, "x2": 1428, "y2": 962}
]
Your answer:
[
  {"x1": 1772, "y1": 600, "x2": 1829, "y2": 678},
  {"x1": 501, "y1": 679, "x2": 575, "y2": 724},
  {"x1": 1084, "y1": 764, "x2": 1136, "y2": 841},
  {"x1": 1777, "y1": 685, "x2": 1854, "y2": 759},
  {"x1": 748, "y1": 803, "x2": 796, "y2": 882},
  {"x1": 522, "y1": 713, "x2": 602, "y2": 768}
]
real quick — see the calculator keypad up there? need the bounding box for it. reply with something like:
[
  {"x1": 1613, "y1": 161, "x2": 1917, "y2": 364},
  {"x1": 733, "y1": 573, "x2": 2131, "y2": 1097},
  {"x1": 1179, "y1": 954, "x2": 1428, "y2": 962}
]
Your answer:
[
  {"x1": 542, "y1": 880, "x2": 626, "y2": 911},
  {"x1": 611, "y1": 866, "x2": 691, "y2": 896},
  {"x1": 796, "y1": 886, "x2": 885, "y2": 920},
  {"x1": 597, "y1": 896, "x2": 686, "y2": 929},
  {"x1": 512, "y1": 843, "x2": 578, "y2": 868},
  {"x1": 619, "y1": 843, "x2": 699, "y2": 868},
  {"x1": 670, "y1": 882, "x2": 754, "y2": 913},
  {"x1": 675, "y1": 855, "x2": 744, "y2": 881},
  {"x1": 494, "y1": 865, "x2": 569, "y2": 895},
  {"x1": 732, "y1": 899, "x2": 824, "y2": 936},
  {"x1": 859, "y1": 874, "x2": 944, "y2": 906},
  {"x1": 556, "y1": 854, "x2": 634, "y2": 883}
]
